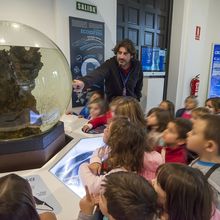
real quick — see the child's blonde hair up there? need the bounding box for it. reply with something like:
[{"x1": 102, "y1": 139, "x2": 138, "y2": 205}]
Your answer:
[
  {"x1": 106, "y1": 117, "x2": 146, "y2": 173},
  {"x1": 88, "y1": 98, "x2": 108, "y2": 115},
  {"x1": 109, "y1": 96, "x2": 125, "y2": 108},
  {"x1": 191, "y1": 107, "x2": 210, "y2": 118},
  {"x1": 184, "y1": 95, "x2": 198, "y2": 108},
  {"x1": 114, "y1": 96, "x2": 146, "y2": 129}
]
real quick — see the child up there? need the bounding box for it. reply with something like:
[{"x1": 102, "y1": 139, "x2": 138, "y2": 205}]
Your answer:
[
  {"x1": 90, "y1": 105, "x2": 163, "y2": 181},
  {"x1": 176, "y1": 95, "x2": 198, "y2": 119},
  {"x1": 205, "y1": 97, "x2": 220, "y2": 115},
  {"x1": 146, "y1": 108, "x2": 171, "y2": 149},
  {"x1": 152, "y1": 163, "x2": 220, "y2": 220},
  {"x1": 82, "y1": 98, "x2": 108, "y2": 132},
  {"x1": 78, "y1": 172, "x2": 158, "y2": 220},
  {"x1": 0, "y1": 173, "x2": 57, "y2": 220},
  {"x1": 159, "y1": 100, "x2": 175, "y2": 118},
  {"x1": 82, "y1": 96, "x2": 125, "y2": 133},
  {"x1": 114, "y1": 96, "x2": 147, "y2": 129},
  {"x1": 79, "y1": 117, "x2": 146, "y2": 194},
  {"x1": 156, "y1": 118, "x2": 192, "y2": 164},
  {"x1": 88, "y1": 98, "x2": 108, "y2": 120},
  {"x1": 187, "y1": 114, "x2": 220, "y2": 209},
  {"x1": 79, "y1": 90, "x2": 104, "y2": 119},
  {"x1": 191, "y1": 107, "x2": 210, "y2": 123}
]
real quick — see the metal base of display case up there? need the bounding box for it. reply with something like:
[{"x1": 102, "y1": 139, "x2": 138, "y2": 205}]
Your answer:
[{"x1": 0, "y1": 121, "x2": 69, "y2": 173}]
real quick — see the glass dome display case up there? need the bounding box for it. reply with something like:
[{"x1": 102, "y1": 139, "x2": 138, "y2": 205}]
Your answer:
[{"x1": 0, "y1": 21, "x2": 72, "y2": 172}]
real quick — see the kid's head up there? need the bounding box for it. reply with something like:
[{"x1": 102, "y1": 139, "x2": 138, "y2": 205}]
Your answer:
[
  {"x1": 147, "y1": 108, "x2": 171, "y2": 132},
  {"x1": 109, "y1": 96, "x2": 125, "y2": 117},
  {"x1": 153, "y1": 163, "x2": 213, "y2": 220},
  {"x1": 89, "y1": 90, "x2": 104, "y2": 102},
  {"x1": 0, "y1": 174, "x2": 39, "y2": 220},
  {"x1": 88, "y1": 98, "x2": 108, "y2": 118},
  {"x1": 205, "y1": 97, "x2": 220, "y2": 114},
  {"x1": 114, "y1": 96, "x2": 146, "y2": 129},
  {"x1": 159, "y1": 100, "x2": 175, "y2": 118},
  {"x1": 162, "y1": 118, "x2": 192, "y2": 146},
  {"x1": 187, "y1": 114, "x2": 220, "y2": 157},
  {"x1": 184, "y1": 96, "x2": 198, "y2": 110},
  {"x1": 100, "y1": 172, "x2": 158, "y2": 220},
  {"x1": 104, "y1": 117, "x2": 146, "y2": 173},
  {"x1": 191, "y1": 107, "x2": 210, "y2": 123}
]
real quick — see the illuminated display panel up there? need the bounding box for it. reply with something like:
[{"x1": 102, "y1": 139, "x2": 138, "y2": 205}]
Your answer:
[{"x1": 50, "y1": 137, "x2": 104, "y2": 197}]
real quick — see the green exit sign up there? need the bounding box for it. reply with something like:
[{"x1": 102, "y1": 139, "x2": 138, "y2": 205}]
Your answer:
[{"x1": 76, "y1": 1, "x2": 97, "y2": 14}]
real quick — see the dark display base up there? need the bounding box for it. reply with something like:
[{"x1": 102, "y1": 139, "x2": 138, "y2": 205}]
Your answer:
[{"x1": 0, "y1": 121, "x2": 71, "y2": 173}]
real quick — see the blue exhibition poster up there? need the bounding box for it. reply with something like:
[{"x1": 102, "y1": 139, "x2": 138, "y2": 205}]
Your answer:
[
  {"x1": 141, "y1": 46, "x2": 166, "y2": 76},
  {"x1": 69, "y1": 17, "x2": 105, "y2": 107},
  {"x1": 141, "y1": 47, "x2": 153, "y2": 71},
  {"x1": 208, "y1": 44, "x2": 220, "y2": 97}
]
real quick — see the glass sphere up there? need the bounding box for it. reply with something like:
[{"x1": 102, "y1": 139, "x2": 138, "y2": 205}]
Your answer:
[{"x1": 0, "y1": 21, "x2": 72, "y2": 140}]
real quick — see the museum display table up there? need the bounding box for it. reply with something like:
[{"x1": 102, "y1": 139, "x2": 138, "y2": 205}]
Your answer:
[{"x1": 0, "y1": 115, "x2": 104, "y2": 220}]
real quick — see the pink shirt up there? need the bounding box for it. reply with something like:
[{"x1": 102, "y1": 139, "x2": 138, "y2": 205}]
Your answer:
[
  {"x1": 211, "y1": 208, "x2": 220, "y2": 220},
  {"x1": 181, "y1": 110, "x2": 192, "y2": 119},
  {"x1": 140, "y1": 151, "x2": 164, "y2": 181},
  {"x1": 79, "y1": 163, "x2": 127, "y2": 194},
  {"x1": 90, "y1": 146, "x2": 164, "y2": 182}
]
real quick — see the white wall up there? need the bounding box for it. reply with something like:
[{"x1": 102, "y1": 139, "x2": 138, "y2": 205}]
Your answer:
[
  {"x1": 180, "y1": 0, "x2": 210, "y2": 105},
  {"x1": 168, "y1": 0, "x2": 220, "y2": 109},
  {"x1": 141, "y1": 78, "x2": 164, "y2": 114},
  {"x1": 199, "y1": 0, "x2": 220, "y2": 102},
  {"x1": 0, "y1": 0, "x2": 56, "y2": 42},
  {"x1": 0, "y1": 0, "x2": 116, "y2": 63},
  {"x1": 54, "y1": 0, "x2": 116, "y2": 63}
]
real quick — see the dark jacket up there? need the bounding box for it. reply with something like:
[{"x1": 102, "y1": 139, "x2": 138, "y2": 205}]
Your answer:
[
  {"x1": 176, "y1": 108, "x2": 186, "y2": 118},
  {"x1": 80, "y1": 57, "x2": 143, "y2": 101}
]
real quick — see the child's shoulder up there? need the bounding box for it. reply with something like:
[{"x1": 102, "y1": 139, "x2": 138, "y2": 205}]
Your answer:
[
  {"x1": 190, "y1": 159, "x2": 220, "y2": 184},
  {"x1": 143, "y1": 151, "x2": 164, "y2": 172},
  {"x1": 144, "y1": 151, "x2": 163, "y2": 164},
  {"x1": 165, "y1": 144, "x2": 187, "y2": 153},
  {"x1": 190, "y1": 159, "x2": 217, "y2": 169},
  {"x1": 176, "y1": 108, "x2": 185, "y2": 117}
]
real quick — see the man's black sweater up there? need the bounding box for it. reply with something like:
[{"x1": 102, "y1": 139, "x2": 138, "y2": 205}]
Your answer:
[{"x1": 80, "y1": 56, "x2": 143, "y2": 101}]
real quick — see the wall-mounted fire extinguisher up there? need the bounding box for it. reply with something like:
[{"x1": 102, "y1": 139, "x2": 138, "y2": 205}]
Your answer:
[{"x1": 190, "y1": 74, "x2": 200, "y2": 96}]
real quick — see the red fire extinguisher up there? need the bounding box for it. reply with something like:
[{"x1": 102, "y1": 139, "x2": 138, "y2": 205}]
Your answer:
[{"x1": 190, "y1": 74, "x2": 200, "y2": 96}]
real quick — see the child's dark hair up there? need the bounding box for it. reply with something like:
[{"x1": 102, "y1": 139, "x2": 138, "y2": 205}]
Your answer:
[
  {"x1": 106, "y1": 117, "x2": 146, "y2": 173},
  {"x1": 147, "y1": 107, "x2": 172, "y2": 132},
  {"x1": 160, "y1": 100, "x2": 175, "y2": 118},
  {"x1": 200, "y1": 114, "x2": 220, "y2": 155},
  {"x1": 0, "y1": 174, "x2": 40, "y2": 220},
  {"x1": 156, "y1": 163, "x2": 213, "y2": 220},
  {"x1": 102, "y1": 172, "x2": 158, "y2": 220},
  {"x1": 113, "y1": 39, "x2": 136, "y2": 57},
  {"x1": 205, "y1": 97, "x2": 220, "y2": 113},
  {"x1": 89, "y1": 98, "x2": 108, "y2": 115},
  {"x1": 172, "y1": 118, "x2": 192, "y2": 139}
]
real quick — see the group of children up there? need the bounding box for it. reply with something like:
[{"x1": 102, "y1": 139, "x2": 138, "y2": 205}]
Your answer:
[
  {"x1": 0, "y1": 94, "x2": 220, "y2": 220},
  {"x1": 77, "y1": 93, "x2": 220, "y2": 220}
]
